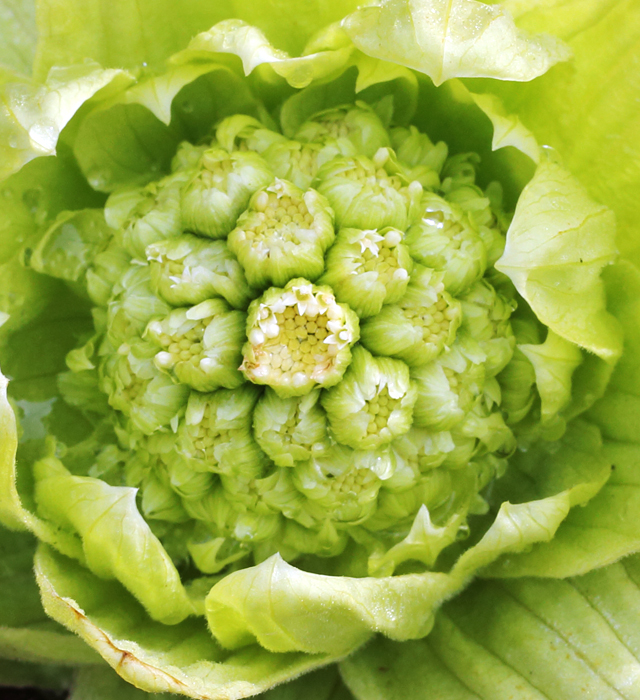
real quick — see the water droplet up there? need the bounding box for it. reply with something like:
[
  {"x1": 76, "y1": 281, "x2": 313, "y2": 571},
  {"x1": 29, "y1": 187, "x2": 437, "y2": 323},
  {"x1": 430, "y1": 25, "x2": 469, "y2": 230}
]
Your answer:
[
  {"x1": 181, "y1": 101, "x2": 194, "y2": 114},
  {"x1": 28, "y1": 122, "x2": 58, "y2": 151},
  {"x1": 22, "y1": 187, "x2": 42, "y2": 213},
  {"x1": 2, "y1": 188, "x2": 13, "y2": 199},
  {"x1": 142, "y1": 62, "x2": 148, "y2": 67},
  {"x1": 88, "y1": 168, "x2": 112, "y2": 190},
  {"x1": 8, "y1": 136, "x2": 19, "y2": 148}
]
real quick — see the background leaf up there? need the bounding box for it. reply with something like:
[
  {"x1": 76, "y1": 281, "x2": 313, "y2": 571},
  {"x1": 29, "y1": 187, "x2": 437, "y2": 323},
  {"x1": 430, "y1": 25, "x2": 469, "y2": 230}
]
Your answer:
[
  {"x1": 341, "y1": 553, "x2": 640, "y2": 699},
  {"x1": 33, "y1": 0, "x2": 364, "y2": 80},
  {"x1": 0, "y1": 0, "x2": 37, "y2": 75},
  {"x1": 0, "y1": 524, "x2": 99, "y2": 666},
  {"x1": 479, "y1": 0, "x2": 640, "y2": 267}
]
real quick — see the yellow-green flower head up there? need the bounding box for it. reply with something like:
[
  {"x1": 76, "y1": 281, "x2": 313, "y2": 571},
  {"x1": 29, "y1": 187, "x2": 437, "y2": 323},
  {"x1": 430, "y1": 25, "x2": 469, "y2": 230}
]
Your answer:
[
  {"x1": 227, "y1": 178, "x2": 335, "y2": 288},
  {"x1": 405, "y1": 192, "x2": 487, "y2": 295},
  {"x1": 181, "y1": 147, "x2": 273, "y2": 238},
  {"x1": 390, "y1": 125, "x2": 449, "y2": 175},
  {"x1": 107, "y1": 170, "x2": 187, "y2": 260},
  {"x1": 60, "y1": 104, "x2": 529, "y2": 577},
  {"x1": 360, "y1": 265, "x2": 462, "y2": 366},
  {"x1": 215, "y1": 114, "x2": 288, "y2": 155},
  {"x1": 262, "y1": 137, "x2": 355, "y2": 190},
  {"x1": 315, "y1": 148, "x2": 424, "y2": 230},
  {"x1": 320, "y1": 226, "x2": 413, "y2": 318},
  {"x1": 146, "y1": 298, "x2": 246, "y2": 391},
  {"x1": 241, "y1": 278, "x2": 360, "y2": 397},
  {"x1": 295, "y1": 102, "x2": 391, "y2": 158},
  {"x1": 146, "y1": 233, "x2": 253, "y2": 309},
  {"x1": 321, "y1": 346, "x2": 417, "y2": 450}
]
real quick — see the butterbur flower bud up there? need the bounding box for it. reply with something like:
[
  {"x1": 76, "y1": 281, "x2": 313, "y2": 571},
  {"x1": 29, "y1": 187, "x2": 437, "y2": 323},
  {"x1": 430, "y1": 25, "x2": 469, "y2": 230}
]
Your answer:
[
  {"x1": 140, "y1": 472, "x2": 190, "y2": 523},
  {"x1": 391, "y1": 125, "x2": 448, "y2": 169},
  {"x1": 295, "y1": 102, "x2": 391, "y2": 158},
  {"x1": 170, "y1": 386, "x2": 266, "y2": 478},
  {"x1": 276, "y1": 517, "x2": 348, "y2": 559},
  {"x1": 405, "y1": 193, "x2": 487, "y2": 295},
  {"x1": 146, "y1": 298, "x2": 246, "y2": 391},
  {"x1": 171, "y1": 142, "x2": 209, "y2": 173},
  {"x1": 164, "y1": 458, "x2": 216, "y2": 500},
  {"x1": 227, "y1": 178, "x2": 335, "y2": 288},
  {"x1": 241, "y1": 278, "x2": 359, "y2": 397},
  {"x1": 187, "y1": 525, "x2": 251, "y2": 574},
  {"x1": 102, "y1": 341, "x2": 189, "y2": 435},
  {"x1": 497, "y1": 317, "x2": 540, "y2": 425},
  {"x1": 321, "y1": 346, "x2": 417, "y2": 450},
  {"x1": 412, "y1": 337, "x2": 486, "y2": 431},
  {"x1": 454, "y1": 403, "x2": 515, "y2": 458},
  {"x1": 459, "y1": 279, "x2": 516, "y2": 377},
  {"x1": 315, "y1": 149, "x2": 424, "y2": 230},
  {"x1": 262, "y1": 138, "x2": 356, "y2": 190},
  {"x1": 147, "y1": 233, "x2": 253, "y2": 309},
  {"x1": 390, "y1": 125, "x2": 449, "y2": 181},
  {"x1": 106, "y1": 266, "x2": 171, "y2": 347},
  {"x1": 446, "y1": 183, "x2": 507, "y2": 266},
  {"x1": 360, "y1": 265, "x2": 461, "y2": 366},
  {"x1": 86, "y1": 241, "x2": 131, "y2": 307},
  {"x1": 181, "y1": 148, "x2": 273, "y2": 238},
  {"x1": 292, "y1": 445, "x2": 383, "y2": 525},
  {"x1": 253, "y1": 388, "x2": 329, "y2": 467},
  {"x1": 440, "y1": 153, "x2": 480, "y2": 192},
  {"x1": 215, "y1": 114, "x2": 286, "y2": 154},
  {"x1": 320, "y1": 226, "x2": 413, "y2": 318},
  {"x1": 28, "y1": 209, "x2": 113, "y2": 287},
  {"x1": 109, "y1": 171, "x2": 187, "y2": 259}
]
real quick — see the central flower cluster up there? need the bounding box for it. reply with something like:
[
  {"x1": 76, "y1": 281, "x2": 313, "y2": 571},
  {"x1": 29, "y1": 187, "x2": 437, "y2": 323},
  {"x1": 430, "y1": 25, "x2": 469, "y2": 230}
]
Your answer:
[{"x1": 76, "y1": 104, "x2": 518, "y2": 577}]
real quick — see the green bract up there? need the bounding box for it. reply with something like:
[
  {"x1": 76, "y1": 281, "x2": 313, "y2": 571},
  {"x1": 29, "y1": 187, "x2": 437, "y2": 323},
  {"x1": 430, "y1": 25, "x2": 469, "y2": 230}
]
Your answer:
[{"x1": 1, "y1": 0, "x2": 639, "y2": 698}]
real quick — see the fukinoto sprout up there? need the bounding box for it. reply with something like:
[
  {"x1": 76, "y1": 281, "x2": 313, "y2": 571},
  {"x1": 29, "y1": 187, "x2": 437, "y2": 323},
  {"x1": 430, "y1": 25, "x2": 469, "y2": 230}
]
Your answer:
[{"x1": 53, "y1": 105, "x2": 535, "y2": 582}]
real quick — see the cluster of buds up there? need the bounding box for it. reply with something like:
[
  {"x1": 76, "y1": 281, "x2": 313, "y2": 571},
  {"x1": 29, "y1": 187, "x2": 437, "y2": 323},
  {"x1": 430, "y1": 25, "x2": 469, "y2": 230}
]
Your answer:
[{"x1": 64, "y1": 102, "x2": 529, "y2": 576}]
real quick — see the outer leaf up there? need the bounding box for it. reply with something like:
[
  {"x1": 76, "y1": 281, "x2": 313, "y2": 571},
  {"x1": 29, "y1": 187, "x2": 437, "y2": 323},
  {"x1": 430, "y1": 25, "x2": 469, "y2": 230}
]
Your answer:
[
  {"x1": 486, "y1": 0, "x2": 640, "y2": 268},
  {"x1": 113, "y1": 63, "x2": 233, "y2": 126},
  {"x1": 342, "y1": 0, "x2": 571, "y2": 86},
  {"x1": 174, "y1": 21, "x2": 353, "y2": 89},
  {"x1": 341, "y1": 556, "x2": 640, "y2": 700},
  {"x1": 0, "y1": 0, "x2": 36, "y2": 75},
  {"x1": 204, "y1": 459, "x2": 609, "y2": 656},
  {"x1": 519, "y1": 331, "x2": 582, "y2": 422},
  {"x1": 486, "y1": 262, "x2": 640, "y2": 578},
  {"x1": 72, "y1": 65, "x2": 260, "y2": 192},
  {"x1": 0, "y1": 524, "x2": 99, "y2": 665},
  {"x1": 0, "y1": 147, "x2": 103, "y2": 268},
  {"x1": 64, "y1": 651, "x2": 355, "y2": 700},
  {"x1": 463, "y1": 86, "x2": 540, "y2": 162},
  {"x1": 496, "y1": 156, "x2": 622, "y2": 362},
  {"x1": 206, "y1": 554, "x2": 452, "y2": 654},
  {"x1": 33, "y1": 0, "x2": 363, "y2": 79},
  {"x1": 34, "y1": 544, "x2": 344, "y2": 700},
  {"x1": 0, "y1": 368, "x2": 46, "y2": 531},
  {"x1": 69, "y1": 665, "x2": 170, "y2": 700},
  {"x1": 33, "y1": 458, "x2": 195, "y2": 625},
  {"x1": 72, "y1": 103, "x2": 179, "y2": 192},
  {"x1": 0, "y1": 62, "x2": 132, "y2": 180}
]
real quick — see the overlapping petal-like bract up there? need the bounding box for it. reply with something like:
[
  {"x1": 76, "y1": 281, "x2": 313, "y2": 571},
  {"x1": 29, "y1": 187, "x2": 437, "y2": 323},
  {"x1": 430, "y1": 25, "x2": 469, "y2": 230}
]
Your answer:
[{"x1": 1, "y1": 0, "x2": 640, "y2": 698}]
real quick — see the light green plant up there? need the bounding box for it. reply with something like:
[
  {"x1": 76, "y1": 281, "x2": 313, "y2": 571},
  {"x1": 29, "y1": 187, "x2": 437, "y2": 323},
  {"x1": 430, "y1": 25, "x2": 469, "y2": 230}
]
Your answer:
[{"x1": 1, "y1": 1, "x2": 640, "y2": 699}]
